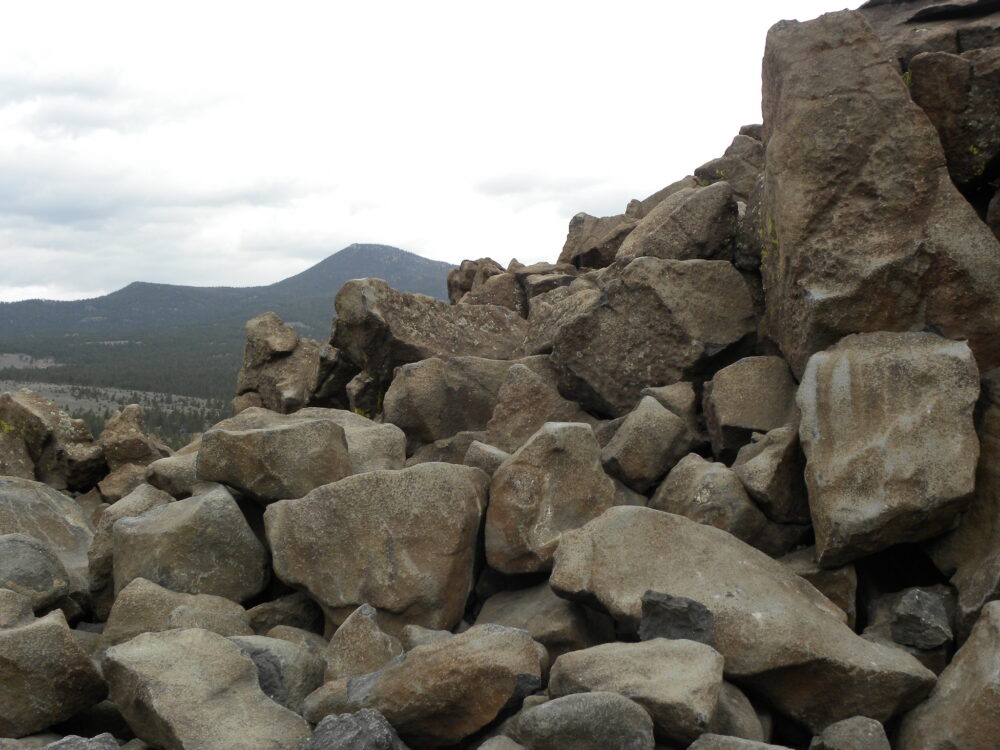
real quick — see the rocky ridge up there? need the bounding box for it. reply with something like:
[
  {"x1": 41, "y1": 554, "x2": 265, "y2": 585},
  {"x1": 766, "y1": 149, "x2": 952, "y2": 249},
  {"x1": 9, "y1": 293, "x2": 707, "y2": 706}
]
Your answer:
[{"x1": 3, "y1": 2, "x2": 1000, "y2": 749}]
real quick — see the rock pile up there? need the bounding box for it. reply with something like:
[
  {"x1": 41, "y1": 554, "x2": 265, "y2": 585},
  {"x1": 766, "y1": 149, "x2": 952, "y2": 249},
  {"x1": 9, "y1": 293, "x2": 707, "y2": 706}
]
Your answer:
[{"x1": 3, "y1": 2, "x2": 1000, "y2": 748}]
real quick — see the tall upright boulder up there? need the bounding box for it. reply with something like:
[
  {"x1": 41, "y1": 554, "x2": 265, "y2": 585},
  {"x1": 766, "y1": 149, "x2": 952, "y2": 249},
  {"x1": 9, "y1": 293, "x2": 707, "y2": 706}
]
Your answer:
[{"x1": 760, "y1": 10, "x2": 1000, "y2": 377}]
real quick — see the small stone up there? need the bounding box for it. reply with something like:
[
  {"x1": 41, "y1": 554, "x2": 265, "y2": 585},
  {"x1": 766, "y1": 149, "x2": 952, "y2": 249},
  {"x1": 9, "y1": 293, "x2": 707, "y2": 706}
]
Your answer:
[
  {"x1": 504, "y1": 692, "x2": 655, "y2": 750},
  {"x1": 890, "y1": 588, "x2": 953, "y2": 650},
  {"x1": 810, "y1": 716, "x2": 890, "y2": 750},
  {"x1": 300, "y1": 709, "x2": 409, "y2": 750}
]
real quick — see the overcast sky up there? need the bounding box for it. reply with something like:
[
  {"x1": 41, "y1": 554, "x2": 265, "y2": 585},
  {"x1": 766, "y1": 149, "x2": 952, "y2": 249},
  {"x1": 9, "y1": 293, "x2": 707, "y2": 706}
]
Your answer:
[{"x1": 0, "y1": 1, "x2": 842, "y2": 301}]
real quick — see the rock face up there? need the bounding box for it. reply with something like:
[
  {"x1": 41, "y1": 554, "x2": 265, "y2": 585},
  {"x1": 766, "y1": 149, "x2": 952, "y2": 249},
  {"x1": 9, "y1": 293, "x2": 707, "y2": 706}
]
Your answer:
[
  {"x1": 112, "y1": 486, "x2": 269, "y2": 602},
  {"x1": 695, "y1": 134, "x2": 765, "y2": 202},
  {"x1": 898, "y1": 601, "x2": 1000, "y2": 749},
  {"x1": 303, "y1": 624, "x2": 543, "y2": 748},
  {"x1": 0, "y1": 609, "x2": 107, "y2": 738},
  {"x1": 797, "y1": 332, "x2": 979, "y2": 567},
  {"x1": 302, "y1": 709, "x2": 409, "y2": 750},
  {"x1": 103, "y1": 628, "x2": 311, "y2": 750},
  {"x1": 97, "y1": 404, "x2": 168, "y2": 472},
  {"x1": 551, "y1": 257, "x2": 755, "y2": 417},
  {"x1": 297, "y1": 407, "x2": 405, "y2": 474},
  {"x1": 485, "y1": 423, "x2": 618, "y2": 574},
  {"x1": 550, "y1": 507, "x2": 935, "y2": 731},
  {"x1": 558, "y1": 213, "x2": 638, "y2": 269},
  {"x1": 732, "y1": 425, "x2": 809, "y2": 525},
  {"x1": 600, "y1": 396, "x2": 693, "y2": 492},
  {"x1": 503, "y1": 692, "x2": 656, "y2": 750},
  {"x1": 447, "y1": 257, "x2": 505, "y2": 303},
  {"x1": 549, "y1": 638, "x2": 724, "y2": 746},
  {"x1": 761, "y1": 10, "x2": 1000, "y2": 377},
  {"x1": 0, "y1": 534, "x2": 71, "y2": 611},
  {"x1": 196, "y1": 407, "x2": 353, "y2": 504},
  {"x1": 324, "y1": 604, "x2": 403, "y2": 681},
  {"x1": 265, "y1": 463, "x2": 488, "y2": 633},
  {"x1": 229, "y1": 635, "x2": 325, "y2": 714}
]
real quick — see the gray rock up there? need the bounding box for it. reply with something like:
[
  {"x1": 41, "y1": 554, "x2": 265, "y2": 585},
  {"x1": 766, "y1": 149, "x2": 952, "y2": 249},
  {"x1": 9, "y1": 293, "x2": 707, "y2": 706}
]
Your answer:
[
  {"x1": 558, "y1": 212, "x2": 638, "y2": 269},
  {"x1": 732, "y1": 424, "x2": 809, "y2": 525},
  {"x1": 0, "y1": 534, "x2": 71, "y2": 611},
  {"x1": 404, "y1": 430, "x2": 484, "y2": 467},
  {"x1": 695, "y1": 134, "x2": 765, "y2": 202},
  {"x1": 447, "y1": 258, "x2": 506, "y2": 303},
  {"x1": 504, "y1": 691, "x2": 655, "y2": 750},
  {"x1": 810, "y1": 716, "x2": 890, "y2": 750},
  {"x1": 463, "y1": 440, "x2": 510, "y2": 476},
  {"x1": 0, "y1": 430, "x2": 34, "y2": 481},
  {"x1": 521, "y1": 278, "x2": 602, "y2": 356},
  {"x1": 638, "y1": 591, "x2": 715, "y2": 646},
  {"x1": 97, "y1": 404, "x2": 168, "y2": 472},
  {"x1": 600, "y1": 396, "x2": 693, "y2": 492},
  {"x1": 709, "y1": 682, "x2": 768, "y2": 744},
  {"x1": 301, "y1": 709, "x2": 409, "y2": 750},
  {"x1": 297, "y1": 407, "x2": 405, "y2": 474},
  {"x1": 640, "y1": 381, "x2": 702, "y2": 445},
  {"x1": 460, "y1": 272, "x2": 526, "y2": 315},
  {"x1": 229, "y1": 635, "x2": 325, "y2": 714},
  {"x1": 689, "y1": 736, "x2": 792, "y2": 749},
  {"x1": 890, "y1": 588, "x2": 953, "y2": 650}
]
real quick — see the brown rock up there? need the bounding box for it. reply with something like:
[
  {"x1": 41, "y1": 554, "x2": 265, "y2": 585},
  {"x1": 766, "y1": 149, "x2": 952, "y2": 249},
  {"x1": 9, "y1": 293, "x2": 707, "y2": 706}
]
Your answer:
[
  {"x1": 503, "y1": 691, "x2": 655, "y2": 750},
  {"x1": 296, "y1": 407, "x2": 405, "y2": 474},
  {"x1": 229, "y1": 635, "x2": 325, "y2": 715},
  {"x1": 97, "y1": 404, "x2": 168, "y2": 472},
  {"x1": 463, "y1": 440, "x2": 510, "y2": 476},
  {"x1": 460, "y1": 272, "x2": 527, "y2": 316},
  {"x1": 323, "y1": 604, "x2": 403, "y2": 681},
  {"x1": 96, "y1": 463, "x2": 148, "y2": 504},
  {"x1": 521, "y1": 278, "x2": 602, "y2": 356},
  {"x1": 732, "y1": 424, "x2": 810, "y2": 525},
  {"x1": 0, "y1": 534, "x2": 71, "y2": 611},
  {"x1": 558, "y1": 212, "x2": 638, "y2": 269},
  {"x1": 0, "y1": 430, "x2": 34, "y2": 480},
  {"x1": 447, "y1": 258, "x2": 505, "y2": 304},
  {"x1": 600, "y1": 395, "x2": 693, "y2": 492},
  {"x1": 404, "y1": 430, "x2": 485, "y2": 467},
  {"x1": 625, "y1": 175, "x2": 702, "y2": 220},
  {"x1": 779, "y1": 547, "x2": 858, "y2": 628},
  {"x1": 246, "y1": 592, "x2": 323, "y2": 636},
  {"x1": 695, "y1": 134, "x2": 765, "y2": 202}
]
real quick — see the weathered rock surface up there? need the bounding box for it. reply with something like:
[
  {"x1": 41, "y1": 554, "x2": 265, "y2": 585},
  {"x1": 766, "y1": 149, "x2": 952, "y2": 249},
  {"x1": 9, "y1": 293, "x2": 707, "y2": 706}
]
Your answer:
[
  {"x1": 230, "y1": 634, "x2": 325, "y2": 714},
  {"x1": 890, "y1": 588, "x2": 953, "y2": 650},
  {"x1": 196, "y1": 407, "x2": 353, "y2": 503},
  {"x1": 0, "y1": 534, "x2": 71, "y2": 611},
  {"x1": 97, "y1": 404, "x2": 168, "y2": 472},
  {"x1": 265, "y1": 463, "x2": 487, "y2": 633},
  {"x1": 521, "y1": 278, "x2": 602, "y2": 356},
  {"x1": 811, "y1": 716, "x2": 890, "y2": 750},
  {"x1": 0, "y1": 430, "x2": 34, "y2": 480},
  {"x1": 304, "y1": 624, "x2": 542, "y2": 748},
  {"x1": 112, "y1": 486, "x2": 268, "y2": 602},
  {"x1": 689, "y1": 736, "x2": 790, "y2": 750},
  {"x1": 898, "y1": 600, "x2": 1000, "y2": 749},
  {"x1": 710, "y1": 682, "x2": 768, "y2": 744},
  {"x1": 246, "y1": 591, "x2": 323, "y2": 635},
  {"x1": 0, "y1": 610, "x2": 107, "y2": 738},
  {"x1": 549, "y1": 638, "x2": 724, "y2": 745},
  {"x1": 600, "y1": 396, "x2": 692, "y2": 492},
  {"x1": 761, "y1": 11, "x2": 1000, "y2": 376},
  {"x1": 551, "y1": 257, "x2": 755, "y2": 417},
  {"x1": 503, "y1": 692, "x2": 655, "y2": 750},
  {"x1": 779, "y1": 548, "x2": 857, "y2": 628},
  {"x1": 103, "y1": 628, "x2": 311, "y2": 750},
  {"x1": 234, "y1": 312, "x2": 324, "y2": 414},
  {"x1": 447, "y1": 258, "x2": 505, "y2": 303},
  {"x1": 638, "y1": 591, "x2": 715, "y2": 646},
  {"x1": 460, "y1": 272, "x2": 526, "y2": 316},
  {"x1": 703, "y1": 356, "x2": 799, "y2": 461},
  {"x1": 695, "y1": 134, "x2": 765, "y2": 202},
  {"x1": 297, "y1": 407, "x2": 405, "y2": 473},
  {"x1": 475, "y1": 582, "x2": 614, "y2": 660},
  {"x1": 324, "y1": 604, "x2": 403, "y2": 681},
  {"x1": 550, "y1": 507, "x2": 935, "y2": 731},
  {"x1": 798, "y1": 332, "x2": 979, "y2": 566},
  {"x1": 485, "y1": 422, "x2": 618, "y2": 574},
  {"x1": 462, "y1": 440, "x2": 509, "y2": 475},
  {"x1": 558, "y1": 212, "x2": 638, "y2": 269},
  {"x1": 301, "y1": 709, "x2": 409, "y2": 750},
  {"x1": 732, "y1": 424, "x2": 809, "y2": 525},
  {"x1": 404, "y1": 430, "x2": 484, "y2": 467}
]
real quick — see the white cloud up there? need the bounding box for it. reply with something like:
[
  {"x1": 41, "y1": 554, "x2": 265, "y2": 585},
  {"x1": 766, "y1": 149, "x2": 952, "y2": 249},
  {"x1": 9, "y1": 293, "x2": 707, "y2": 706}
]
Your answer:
[{"x1": 0, "y1": 0, "x2": 839, "y2": 300}]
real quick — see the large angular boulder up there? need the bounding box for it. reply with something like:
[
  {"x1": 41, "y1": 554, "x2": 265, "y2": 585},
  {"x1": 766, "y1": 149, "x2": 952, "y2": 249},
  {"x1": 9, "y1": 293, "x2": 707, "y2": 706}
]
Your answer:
[
  {"x1": 196, "y1": 407, "x2": 353, "y2": 503},
  {"x1": 112, "y1": 486, "x2": 269, "y2": 602},
  {"x1": 0, "y1": 534, "x2": 71, "y2": 611},
  {"x1": 898, "y1": 600, "x2": 1000, "y2": 749},
  {"x1": 558, "y1": 212, "x2": 638, "y2": 269},
  {"x1": 97, "y1": 404, "x2": 168, "y2": 472},
  {"x1": 503, "y1": 692, "x2": 655, "y2": 750},
  {"x1": 447, "y1": 258, "x2": 505, "y2": 303},
  {"x1": 323, "y1": 604, "x2": 403, "y2": 681},
  {"x1": 485, "y1": 422, "x2": 618, "y2": 574},
  {"x1": 616, "y1": 183, "x2": 738, "y2": 262},
  {"x1": 732, "y1": 424, "x2": 810, "y2": 525},
  {"x1": 460, "y1": 272, "x2": 527, "y2": 315},
  {"x1": 551, "y1": 257, "x2": 755, "y2": 417},
  {"x1": 103, "y1": 628, "x2": 311, "y2": 750},
  {"x1": 811, "y1": 716, "x2": 890, "y2": 750},
  {"x1": 0, "y1": 608, "x2": 107, "y2": 738},
  {"x1": 760, "y1": 11, "x2": 1000, "y2": 377},
  {"x1": 779, "y1": 548, "x2": 857, "y2": 628},
  {"x1": 521, "y1": 279, "x2": 602, "y2": 356},
  {"x1": 229, "y1": 635, "x2": 325, "y2": 715},
  {"x1": 550, "y1": 507, "x2": 935, "y2": 731},
  {"x1": 695, "y1": 134, "x2": 765, "y2": 202},
  {"x1": 265, "y1": 463, "x2": 488, "y2": 633},
  {"x1": 797, "y1": 332, "x2": 979, "y2": 567},
  {"x1": 296, "y1": 407, "x2": 405, "y2": 473},
  {"x1": 332, "y1": 278, "x2": 526, "y2": 388},
  {"x1": 303, "y1": 624, "x2": 543, "y2": 748},
  {"x1": 600, "y1": 396, "x2": 693, "y2": 492},
  {"x1": 0, "y1": 429, "x2": 34, "y2": 480},
  {"x1": 549, "y1": 639, "x2": 724, "y2": 746}
]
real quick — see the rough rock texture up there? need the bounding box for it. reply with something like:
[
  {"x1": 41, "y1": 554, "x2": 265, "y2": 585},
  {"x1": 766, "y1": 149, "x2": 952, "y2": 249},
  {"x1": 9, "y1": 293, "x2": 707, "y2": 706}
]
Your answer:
[
  {"x1": 550, "y1": 507, "x2": 935, "y2": 731},
  {"x1": 0, "y1": 430, "x2": 34, "y2": 480},
  {"x1": 710, "y1": 682, "x2": 768, "y2": 744},
  {"x1": 521, "y1": 279, "x2": 602, "y2": 356},
  {"x1": 689, "y1": 736, "x2": 790, "y2": 750},
  {"x1": 112, "y1": 486, "x2": 269, "y2": 602},
  {"x1": 474, "y1": 582, "x2": 614, "y2": 660},
  {"x1": 761, "y1": 11, "x2": 1000, "y2": 377},
  {"x1": 405, "y1": 431, "x2": 484, "y2": 467},
  {"x1": 447, "y1": 258, "x2": 505, "y2": 303},
  {"x1": 103, "y1": 628, "x2": 311, "y2": 750},
  {"x1": 230, "y1": 635, "x2": 325, "y2": 714},
  {"x1": 265, "y1": 463, "x2": 488, "y2": 633},
  {"x1": 798, "y1": 332, "x2": 979, "y2": 567},
  {"x1": 779, "y1": 548, "x2": 857, "y2": 628},
  {"x1": 296, "y1": 407, "x2": 405, "y2": 473},
  {"x1": 503, "y1": 692, "x2": 655, "y2": 750},
  {"x1": 40, "y1": 735, "x2": 121, "y2": 750},
  {"x1": 96, "y1": 462, "x2": 148, "y2": 504},
  {"x1": 898, "y1": 600, "x2": 1000, "y2": 749},
  {"x1": 246, "y1": 592, "x2": 323, "y2": 636},
  {"x1": 703, "y1": 357, "x2": 799, "y2": 461},
  {"x1": 890, "y1": 588, "x2": 953, "y2": 650},
  {"x1": 303, "y1": 624, "x2": 542, "y2": 748},
  {"x1": 600, "y1": 396, "x2": 693, "y2": 492},
  {"x1": 324, "y1": 604, "x2": 403, "y2": 681},
  {"x1": 549, "y1": 638, "x2": 724, "y2": 746},
  {"x1": 638, "y1": 591, "x2": 715, "y2": 646},
  {"x1": 97, "y1": 404, "x2": 168, "y2": 472},
  {"x1": 485, "y1": 422, "x2": 618, "y2": 574},
  {"x1": 0, "y1": 610, "x2": 107, "y2": 738},
  {"x1": 695, "y1": 134, "x2": 765, "y2": 201},
  {"x1": 462, "y1": 440, "x2": 510, "y2": 476},
  {"x1": 732, "y1": 424, "x2": 810, "y2": 525},
  {"x1": 301, "y1": 709, "x2": 409, "y2": 750},
  {"x1": 234, "y1": 312, "x2": 324, "y2": 414},
  {"x1": 551, "y1": 257, "x2": 755, "y2": 417},
  {"x1": 0, "y1": 534, "x2": 71, "y2": 611},
  {"x1": 332, "y1": 278, "x2": 526, "y2": 388},
  {"x1": 558, "y1": 212, "x2": 638, "y2": 269},
  {"x1": 811, "y1": 716, "x2": 890, "y2": 750},
  {"x1": 616, "y1": 183, "x2": 738, "y2": 262},
  {"x1": 103, "y1": 578, "x2": 253, "y2": 647},
  {"x1": 460, "y1": 272, "x2": 526, "y2": 316},
  {"x1": 196, "y1": 407, "x2": 353, "y2": 503}
]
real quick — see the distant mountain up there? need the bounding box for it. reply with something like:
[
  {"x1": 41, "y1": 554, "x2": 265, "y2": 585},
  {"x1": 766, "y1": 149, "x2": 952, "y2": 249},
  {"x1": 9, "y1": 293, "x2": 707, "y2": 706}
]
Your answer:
[{"x1": 0, "y1": 244, "x2": 454, "y2": 400}]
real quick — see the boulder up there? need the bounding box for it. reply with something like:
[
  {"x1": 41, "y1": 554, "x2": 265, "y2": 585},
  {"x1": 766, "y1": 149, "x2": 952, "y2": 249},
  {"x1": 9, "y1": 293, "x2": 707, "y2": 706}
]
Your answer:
[
  {"x1": 103, "y1": 578, "x2": 253, "y2": 647},
  {"x1": 405, "y1": 431, "x2": 484, "y2": 466},
  {"x1": 778, "y1": 548, "x2": 857, "y2": 628},
  {"x1": 600, "y1": 396, "x2": 693, "y2": 492},
  {"x1": 0, "y1": 477, "x2": 93, "y2": 592},
  {"x1": 300, "y1": 709, "x2": 409, "y2": 750},
  {"x1": 0, "y1": 430, "x2": 34, "y2": 480},
  {"x1": 0, "y1": 390, "x2": 105, "y2": 491},
  {"x1": 558, "y1": 212, "x2": 638, "y2": 269},
  {"x1": 551, "y1": 257, "x2": 755, "y2": 417},
  {"x1": 103, "y1": 628, "x2": 311, "y2": 750},
  {"x1": 483, "y1": 363, "x2": 599, "y2": 453},
  {"x1": 640, "y1": 380, "x2": 702, "y2": 445},
  {"x1": 695, "y1": 134, "x2": 765, "y2": 202},
  {"x1": 898, "y1": 600, "x2": 1000, "y2": 748},
  {"x1": 732, "y1": 424, "x2": 810, "y2": 525},
  {"x1": 447, "y1": 258, "x2": 505, "y2": 303},
  {"x1": 549, "y1": 638, "x2": 724, "y2": 745},
  {"x1": 398, "y1": 624, "x2": 452, "y2": 651},
  {"x1": 324, "y1": 604, "x2": 403, "y2": 681},
  {"x1": 475, "y1": 582, "x2": 614, "y2": 660},
  {"x1": 0, "y1": 610, "x2": 107, "y2": 738},
  {"x1": 39, "y1": 735, "x2": 120, "y2": 750},
  {"x1": 332, "y1": 278, "x2": 526, "y2": 388},
  {"x1": 485, "y1": 422, "x2": 618, "y2": 574},
  {"x1": 265, "y1": 463, "x2": 488, "y2": 633},
  {"x1": 703, "y1": 357, "x2": 799, "y2": 461},
  {"x1": 616, "y1": 183, "x2": 738, "y2": 262},
  {"x1": 462, "y1": 440, "x2": 510, "y2": 476},
  {"x1": 810, "y1": 716, "x2": 890, "y2": 750},
  {"x1": 460, "y1": 272, "x2": 526, "y2": 316},
  {"x1": 234, "y1": 312, "x2": 324, "y2": 414},
  {"x1": 625, "y1": 176, "x2": 702, "y2": 220},
  {"x1": 503, "y1": 692, "x2": 655, "y2": 750},
  {"x1": 689, "y1": 736, "x2": 791, "y2": 750},
  {"x1": 521, "y1": 279, "x2": 602, "y2": 356},
  {"x1": 96, "y1": 463, "x2": 148, "y2": 504},
  {"x1": 229, "y1": 635, "x2": 325, "y2": 714},
  {"x1": 889, "y1": 588, "x2": 953, "y2": 650},
  {"x1": 710, "y1": 682, "x2": 768, "y2": 744},
  {"x1": 266, "y1": 625, "x2": 328, "y2": 656},
  {"x1": 112, "y1": 486, "x2": 269, "y2": 602},
  {"x1": 0, "y1": 589, "x2": 35, "y2": 629},
  {"x1": 550, "y1": 507, "x2": 936, "y2": 731},
  {"x1": 0, "y1": 534, "x2": 71, "y2": 612},
  {"x1": 797, "y1": 332, "x2": 979, "y2": 567},
  {"x1": 144, "y1": 449, "x2": 204, "y2": 498},
  {"x1": 303, "y1": 624, "x2": 543, "y2": 748},
  {"x1": 760, "y1": 11, "x2": 1000, "y2": 376},
  {"x1": 638, "y1": 591, "x2": 715, "y2": 646},
  {"x1": 196, "y1": 408, "x2": 353, "y2": 504},
  {"x1": 97, "y1": 404, "x2": 168, "y2": 472},
  {"x1": 296, "y1": 407, "x2": 405, "y2": 473},
  {"x1": 246, "y1": 592, "x2": 323, "y2": 636}
]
